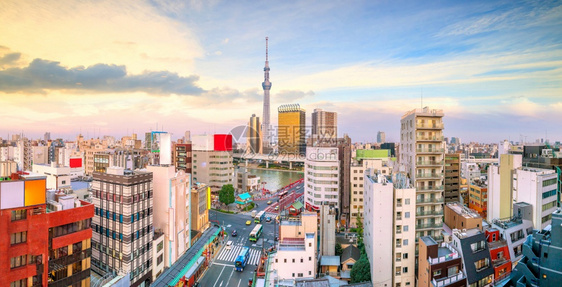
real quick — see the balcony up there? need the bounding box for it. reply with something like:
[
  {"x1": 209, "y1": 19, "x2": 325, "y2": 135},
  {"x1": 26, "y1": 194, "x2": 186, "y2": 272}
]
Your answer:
[
  {"x1": 416, "y1": 210, "x2": 443, "y2": 217},
  {"x1": 416, "y1": 172, "x2": 443, "y2": 179},
  {"x1": 428, "y1": 242, "x2": 460, "y2": 265},
  {"x1": 416, "y1": 136, "x2": 444, "y2": 141},
  {"x1": 417, "y1": 160, "x2": 444, "y2": 166},
  {"x1": 431, "y1": 271, "x2": 465, "y2": 287},
  {"x1": 417, "y1": 186, "x2": 444, "y2": 192},
  {"x1": 416, "y1": 148, "x2": 445, "y2": 154},
  {"x1": 416, "y1": 222, "x2": 442, "y2": 230},
  {"x1": 416, "y1": 197, "x2": 444, "y2": 204},
  {"x1": 416, "y1": 122, "x2": 444, "y2": 129}
]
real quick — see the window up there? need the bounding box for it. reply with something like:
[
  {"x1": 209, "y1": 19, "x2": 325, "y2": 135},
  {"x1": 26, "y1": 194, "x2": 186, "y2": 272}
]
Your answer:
[
  {"x1": 10, "y1": 232, "x2": 27, "y2": 245},
  {"x1": 403, "y1": 239, "x2": 408, "y2": 246},
  {"x1": 292, "y1": 259, "x2": 295, "y2": 263},
  {"x1": 405, "y1": 212, "x2": 410, "y2": 218},
  {"x1": 403, "y1": 253, "x2": 408, "y2": 259},
  {"x1": 405, "y1": 198, "x2": 410, "y2": 205},
  {"x1": 433, "y1": 270, "x2": 441, "y2": 276},
  {"x1": 474, "y1": 258, "x2": 489, "y2": 271},
  {"x1": 298, "y1": 273, "x2": 303, "y2": 277},
  {"x1": 284, "y1": 259, "x2": 287, "y2": 263},
  {"x1": 10, "y1": 279, "x2": 27, "y2": 287},
  {"x1": 403, "y1": 225, "x2": 409, "y2": 232},
  {"x1": 309, "y1": 257, "x2": 312, "y2": 261},
  {"x1": 402, "y1": 267, "x2": 408, "y2": 273},
  {"x1": 157, "y1": 241, "x2": 164, "y2": 252},
  {"x1": 157, "y1": 254, "x2": 163, "y2": 265},
  {"x1": 10, "y1": 255, "x2": 27, "y2": 269},
  {"x1": 470, "y1": 240, "x2": 486, "y2": 253},
  {"x1": 11, "y1": 210, "x2": 26, "y2": 221},
  {"x1": 301, "y1": 258, "x2": 303, "y2": 263}
]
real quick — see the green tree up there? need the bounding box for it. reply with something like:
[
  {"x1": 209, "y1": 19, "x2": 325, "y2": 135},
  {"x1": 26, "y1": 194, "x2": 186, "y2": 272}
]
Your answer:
[
  {"x1": 219, "y1": 184, "x2": 235, "y2": 211},
  {"x1": 335, "y1": 243, "x2": 343, "y2": 256},
  {"x1": 350, "y1": 254, "x2": 371, "y2": 283}
]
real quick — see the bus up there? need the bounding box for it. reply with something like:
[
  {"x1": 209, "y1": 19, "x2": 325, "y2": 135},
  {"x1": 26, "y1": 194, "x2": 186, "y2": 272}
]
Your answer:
[
  {"x1": 234, "y1": 246, "x2": 250, "y2": 271},
  {"x1": 254, "y1": 210, "x2": 265, "y2": 223},
  {"x1": 279, "y1": 190, "x2": 288, "y2": 199},
  {"x1": 249, "y1": 224, "x2": 263, "y2": 242}
]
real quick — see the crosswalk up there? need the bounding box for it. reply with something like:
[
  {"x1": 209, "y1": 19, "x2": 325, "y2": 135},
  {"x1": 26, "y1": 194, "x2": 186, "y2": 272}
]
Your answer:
[{"x1": 216, "y1": 244, "x2": 262, "y2": 266}]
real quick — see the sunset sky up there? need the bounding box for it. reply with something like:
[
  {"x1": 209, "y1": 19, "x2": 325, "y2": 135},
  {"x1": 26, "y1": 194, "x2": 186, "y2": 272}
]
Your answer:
[{"x1": 1, "y1": 0, "x2": 561, "y2": 143}]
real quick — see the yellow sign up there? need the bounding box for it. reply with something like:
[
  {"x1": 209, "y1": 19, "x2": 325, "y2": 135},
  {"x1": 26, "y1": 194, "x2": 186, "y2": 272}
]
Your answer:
[{"x1": 207, "y1": 187, "x2": 211, "y2": 210}]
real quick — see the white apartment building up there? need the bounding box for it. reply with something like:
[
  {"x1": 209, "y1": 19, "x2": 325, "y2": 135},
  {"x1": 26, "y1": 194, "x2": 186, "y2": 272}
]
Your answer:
[
  {"x1": 488, "y1": 155, "x2": 558, "y2": 229},
  {"x1": 349, "y1": 153, "x2": 392, "y2": 227},
  {"x1": 147, "y1": 165, "x2": 191, "y2": 267},
  {"x1": 364, "y1": 170, "x2": 416, "y2": 287},
  {"x1": 32, "y1": 163, "x2": 72, "y2": 190},
  {"x1": 270, "y1": 212, "x2": 318, "y2": 281},
  {"x1": 400, "y1": 107, "x2": 445, "y2": 240},
  {"x1": 304, "y1": 147, "x2": 339, "y2": 211}
]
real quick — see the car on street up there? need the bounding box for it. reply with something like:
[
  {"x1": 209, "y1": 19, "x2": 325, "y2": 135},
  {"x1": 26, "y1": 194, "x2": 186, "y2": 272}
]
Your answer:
[
  {"x1": 246, "y1": 220, "x2": 252, "y2": 225},
  {"x1": 267, "y1": 200, "x2": 272, "y2": 204},
  {"x1": 274, "y1": 206, "x2": 279, "y2": 211},
  {"x1": 266, "y1": 216, "x2": 271, "y2": 222},
  {"x1": 231, "y1": 230, "x2": 237, "y2": 237}
]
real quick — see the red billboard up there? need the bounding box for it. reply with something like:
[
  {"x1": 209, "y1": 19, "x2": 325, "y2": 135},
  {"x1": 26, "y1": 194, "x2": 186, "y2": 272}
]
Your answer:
[
  {"x1": 69, "y1": 158, "x2": 82, "y2": 168},
  {"x1": 214, "y1": 134, "x2": 232, "y2": 151}
]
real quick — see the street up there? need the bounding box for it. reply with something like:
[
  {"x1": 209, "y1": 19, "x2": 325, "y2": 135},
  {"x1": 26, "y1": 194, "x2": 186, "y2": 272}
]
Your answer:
[
  {"x1": 198, "y1": 181, "x2": 303, "y2": 287},
  {"x1": 198, "y1": 209, "x2": 277, "y2": 287}
]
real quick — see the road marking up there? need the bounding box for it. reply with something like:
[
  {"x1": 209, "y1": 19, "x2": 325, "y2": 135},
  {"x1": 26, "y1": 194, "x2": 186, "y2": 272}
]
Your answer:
[
  {"x1": 213, "y1": 262, "x2": 235, "y2": 267},
  {"x1": 213, "y1": 265, "x2": 226, "y2": 287},
  {"x1": 226, "y1": 268, "x2": 234, "y2": 286},
  {"x1": 237, "y1": 279, "x2": 241, "y2": 287}
]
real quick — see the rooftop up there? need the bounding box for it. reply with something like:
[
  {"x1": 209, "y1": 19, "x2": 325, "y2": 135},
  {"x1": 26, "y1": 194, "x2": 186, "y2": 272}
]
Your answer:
[
  {"x1": 421, "y1": 236, "x2": 437, "y2": 246},
  {"x1": 320, "y1": 256, "x2": 341, "y2": 266},
  {"x1": 446, "y1": 202, "x2": 481, "y2": 219}
]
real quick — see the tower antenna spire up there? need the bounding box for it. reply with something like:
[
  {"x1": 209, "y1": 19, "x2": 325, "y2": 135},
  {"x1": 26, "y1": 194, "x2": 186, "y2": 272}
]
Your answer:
[{"x1": 266, "y1": 37, "x2": 269, "y2": 62}]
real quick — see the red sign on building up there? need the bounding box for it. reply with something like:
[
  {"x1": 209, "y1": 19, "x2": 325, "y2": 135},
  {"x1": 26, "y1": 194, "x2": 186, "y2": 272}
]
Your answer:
[
  {"x1": 214, "y1": 134, "x2": 233, "y2": 151},
  {"x1": 69, "y1": 158, "x2": 82, "y2": 168}
]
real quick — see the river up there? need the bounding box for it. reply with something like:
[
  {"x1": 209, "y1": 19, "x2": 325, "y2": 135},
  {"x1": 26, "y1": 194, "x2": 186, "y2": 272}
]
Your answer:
[{"x1": 237, "y1": 167, "x2": 303, "y2": 191}]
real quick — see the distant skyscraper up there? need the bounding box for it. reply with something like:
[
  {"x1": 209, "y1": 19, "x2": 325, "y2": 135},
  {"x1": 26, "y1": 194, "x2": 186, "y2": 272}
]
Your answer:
[
  {"x1": 278, "y1": 104, "x2": 306, "y2": 155},
  {"x1": 262, "y1": 37, "x2": 272, "y2": 153},
  {"x1": 311, "y1": 108, "x2": 337, "y2": 145},
  {"x1": 247, "y1": 114, "x2": 262, "y2": 154},
  {"x1": 377, "y1": 131, "x2": 385, "y2": 143},
  {"x1": 44, "y1": 132, "x2": 51, "y2": 141}
]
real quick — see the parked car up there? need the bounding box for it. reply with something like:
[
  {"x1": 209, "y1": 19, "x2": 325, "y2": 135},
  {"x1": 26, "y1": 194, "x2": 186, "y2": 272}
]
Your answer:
[{"x1": 231, "y1": 230, "x2": 237, "y2": 237}]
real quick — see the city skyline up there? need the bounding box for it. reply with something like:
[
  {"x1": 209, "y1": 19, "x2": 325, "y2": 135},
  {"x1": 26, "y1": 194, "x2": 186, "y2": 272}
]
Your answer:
[{"x1": 0, "y1": 0, "x2": 561, "y2": 143}]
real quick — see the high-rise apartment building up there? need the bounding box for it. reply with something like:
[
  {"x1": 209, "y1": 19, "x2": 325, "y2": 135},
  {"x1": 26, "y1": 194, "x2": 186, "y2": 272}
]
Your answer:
[
  {"x1": 303, "y1": 147, "x2": 339, "y2": 211},
  {"x1": 0, "y1": 173, "x2": 94, "y2": 287},
  {"x1": 377, "y1": 131, "x2": 386, "y2": 144},
  {"x1": 444, "y1": 153, "x2": 461, "y2": 203},
  {"x1": 363, "y1": 170, "x2": 416, "y2": 287},
  {"x1": 311, "y1": 109, "x2": 337, "y2": 145},
  {"x1": 147, "y1": 165, "x2": 191, "y2": 268},
  {"x1": 400, "y1": 107, "x2": 445, "y2": 241},
  {"x1": 192, "y1": 150, "x2": 234, "y2": 193},
  {"x1": 91, "y1": 168, "x2": 154, "y2": 286},
  {"x1": 247, "y1": 114, "x2": 262, "y2": 154},
  {"x1": 278, "y1": 104, "x2": 306, "y2": 156},
  {"x1": 349, "y1": 149, "x2": 392, "y2": 228}
]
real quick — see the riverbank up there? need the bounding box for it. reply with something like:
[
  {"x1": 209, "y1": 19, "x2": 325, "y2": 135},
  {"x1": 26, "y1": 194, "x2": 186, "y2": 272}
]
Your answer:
[{"x1": 243, "y1": 166, "x2": 304, "y2": 174}]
